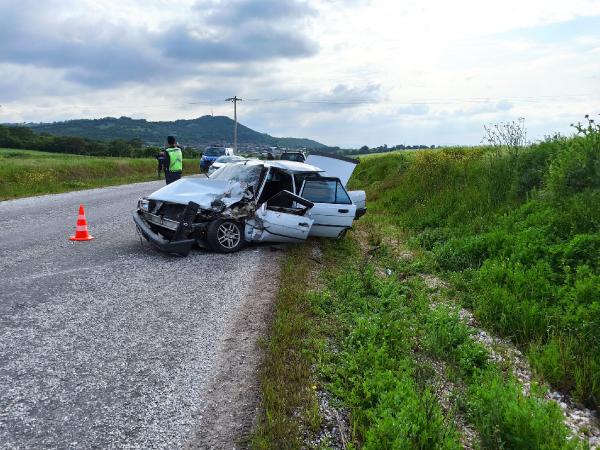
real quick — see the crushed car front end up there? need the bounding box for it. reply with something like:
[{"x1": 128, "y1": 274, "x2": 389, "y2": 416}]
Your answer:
[
  {"x1": 134, "y1": 199, "x2": 201, "y2": 256},
  {"x1": 134, "y1": 165, "x2": 264, "y2": 255}
]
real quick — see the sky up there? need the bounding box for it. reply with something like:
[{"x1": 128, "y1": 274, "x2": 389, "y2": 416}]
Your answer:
[{"x1": 0, "y1": 0, "x2": 599, "y2": 147}]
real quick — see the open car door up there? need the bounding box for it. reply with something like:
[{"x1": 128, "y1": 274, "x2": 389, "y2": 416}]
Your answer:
[
  {"x1": 300, "y1": 178, "x2": 356, "y2": 238},
  {"x1": 247, "y1": 191, "x2": 315, "y2": 243},
  {"x1": 305, "y1": 152, "x2": 359, "y2": 187}
]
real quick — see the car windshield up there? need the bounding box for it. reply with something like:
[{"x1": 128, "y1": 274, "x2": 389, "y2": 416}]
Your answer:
[
  {"x1": 210, "y1": 163, "x2": 264, "y2": 191},
  {"x1": 205, "y1": 147, "x2": 226, "y2": 156},
  {"x1": 214, "y1": 156, "x2": 240, "y2": 163}
]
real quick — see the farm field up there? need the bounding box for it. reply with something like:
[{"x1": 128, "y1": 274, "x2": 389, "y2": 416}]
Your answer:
[
  {"x1": 253, "y1": 123, "x2": 600, "y2": 448},
  {"x1": 0, "y1": 148, "x2": 200, "y2": 200},
  {"x1": 350, "y1": 149, "x2": 412, "y2": 158}
]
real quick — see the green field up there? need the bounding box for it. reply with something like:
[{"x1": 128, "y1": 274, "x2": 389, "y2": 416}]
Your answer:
[
  {"x1": 0, "y1": 148, "x2": 200, "y2": 200},
  {"x1": 253, "y1": 123, "x2": 599, "y2": 448},
  {"x1": 351, "y1": 149, "x2": 412, "y2": 158}
]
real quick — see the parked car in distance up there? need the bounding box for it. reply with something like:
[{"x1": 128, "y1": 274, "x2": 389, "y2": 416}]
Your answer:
[
  {"x1": 134, "y1": 154, "x2": 367, "y2": 255},
  {"x1": 200, "y1": 145, "x2": 234, "y2": 171},
  {"x1": 280, "y1": 151, "x2": 306, "y2": 163},
  {"x1": 207, "y1": 155, "x2": 248, "y2": 176}
]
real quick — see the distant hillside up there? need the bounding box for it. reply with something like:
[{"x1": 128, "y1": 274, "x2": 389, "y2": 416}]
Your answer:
[{"x1": 21, "y1": 116, "x2": 325, "y2": 149}]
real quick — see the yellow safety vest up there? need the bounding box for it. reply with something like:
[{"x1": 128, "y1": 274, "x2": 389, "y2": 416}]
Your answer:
[{"x1": 166, "y1": 147, "x2": 183, "y2": 172}]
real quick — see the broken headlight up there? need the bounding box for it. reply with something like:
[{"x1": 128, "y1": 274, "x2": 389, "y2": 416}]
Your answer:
[{"x1": 139, "y1": 198, "x2": 150, "y2": 211}]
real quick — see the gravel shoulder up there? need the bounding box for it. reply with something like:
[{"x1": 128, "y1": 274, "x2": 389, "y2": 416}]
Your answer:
[
  {"x1": 0, "y1": 180, "x2": 282, "y2": 449},
  {"x1": 185, "y1": 251, "x2": 282, "y2": 449}
]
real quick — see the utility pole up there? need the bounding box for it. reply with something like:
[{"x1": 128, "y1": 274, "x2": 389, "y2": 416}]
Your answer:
[{"x1": 225, "y1": 96, "x2": 242, "y2": 152}]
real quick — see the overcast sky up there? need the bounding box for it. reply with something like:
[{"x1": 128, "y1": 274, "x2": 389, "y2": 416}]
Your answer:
[{"x1": 1, "y1": 0, "x2": 599, "y2": 147}]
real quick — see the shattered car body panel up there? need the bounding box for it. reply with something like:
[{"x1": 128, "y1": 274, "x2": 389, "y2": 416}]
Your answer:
[
  {"x1": 134, "y1": 157, "x2": 366, "y2": 255},
  {"x1": 148, "y1": 178, "x2": 252, "y2": 210},
  {"x1": 246, "y1": 194, "x2": 315, "y2": 243}
]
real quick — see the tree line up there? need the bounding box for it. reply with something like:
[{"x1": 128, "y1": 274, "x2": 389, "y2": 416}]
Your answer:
[
  {"x1": 347, "y1": 144, "x2": 436, "y2": 155},
  {"x1": 0, "y1": 125, "x2": 201, "y2": 158},
  {"x1": 320, "y1": 144, "x2": 436, "y2": 156}
]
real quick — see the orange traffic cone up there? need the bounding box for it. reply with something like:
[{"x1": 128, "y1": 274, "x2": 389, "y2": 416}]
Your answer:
[{"x1": 69, "y1": 204, "x2": 94, "y2": 241}]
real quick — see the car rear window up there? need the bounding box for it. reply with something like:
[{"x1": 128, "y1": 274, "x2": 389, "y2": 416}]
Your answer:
[
  {"x1": 281, "y1": 153, "x2": 304, "y2": 162},
  {"x1": 205, "y1": 147, "x2": 226, "y2": 156},
  {"x1": 301, "y1": 179, "x2": 351, "y2": 204}
]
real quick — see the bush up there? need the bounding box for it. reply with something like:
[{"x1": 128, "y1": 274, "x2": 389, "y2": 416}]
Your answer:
[
  {"x1": 467, "y1": 370, "x2": 577, "y2": 449},
  {"x1": 547, "y1": 119, "x2": 600, "y2": 197},
  {"x1": 349, "y1": 126, "x2": 600, "y2": 410},
  {"x1": 362, "y1": 372, "x2": 462, "y2": 450}
]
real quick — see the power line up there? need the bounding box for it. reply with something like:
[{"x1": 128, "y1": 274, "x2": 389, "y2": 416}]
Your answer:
[{"x1": 1, "y1": 94, "x2": 598, "y2": 113}]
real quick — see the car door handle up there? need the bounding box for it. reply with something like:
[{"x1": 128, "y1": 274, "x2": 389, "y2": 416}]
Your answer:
[
  {"x1": 338, "y1": 209, "x2": 349, "y2": 213},
  {"x1": 298, "y1": 222, "x2": 310, "y2": 227}
]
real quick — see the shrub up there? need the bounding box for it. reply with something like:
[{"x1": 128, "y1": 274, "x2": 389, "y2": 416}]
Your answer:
[
  {"x1": 546, "y1": 118, "x2": 600, "y2": 197},
  {"x1": 467, "y1": 370, "x2": 577, "y2": 449},
  {"x1": 348, "y1": 128, "x2": 600, "y2": 410}
]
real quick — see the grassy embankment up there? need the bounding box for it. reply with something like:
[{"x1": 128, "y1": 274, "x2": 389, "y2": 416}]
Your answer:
[
  {"x1": 252, "y1": 122, "x2": 599, "y2": 448},
  {"x1": 0, "y1": 148, "x2": 200, "y2": 200}
]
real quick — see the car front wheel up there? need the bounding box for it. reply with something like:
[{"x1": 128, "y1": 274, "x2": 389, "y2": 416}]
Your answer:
[{"x1": 207, "y1": 219, "x2": 246, "y2": 253}]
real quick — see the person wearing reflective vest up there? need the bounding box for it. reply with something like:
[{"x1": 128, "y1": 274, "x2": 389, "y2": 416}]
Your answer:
[{"x1": 164, "y1": 135, "x2": 183, "y2": 185}]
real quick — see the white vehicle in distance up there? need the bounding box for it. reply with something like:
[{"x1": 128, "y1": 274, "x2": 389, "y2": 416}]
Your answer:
[
  {"x1": 208, "y1": 155, "x2": 249, "y2": 176},
  {"x1": 134, "y1": 153, "x2": 367, "y2": 255}
]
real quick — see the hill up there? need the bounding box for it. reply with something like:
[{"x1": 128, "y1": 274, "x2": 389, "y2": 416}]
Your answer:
[{"x1": 20, "y1": 116, "x2": 325, "y2": 149}]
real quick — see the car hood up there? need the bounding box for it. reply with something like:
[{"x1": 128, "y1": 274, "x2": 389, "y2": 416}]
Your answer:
[
  {"x1": 148, "y1": 176, "x2": 251, "y2": 209},
  {"x1": 305, "y1": 153, "x2": 360, "y2": 187}
]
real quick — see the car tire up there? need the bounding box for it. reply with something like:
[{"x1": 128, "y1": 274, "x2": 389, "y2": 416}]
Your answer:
[{"x1": 207, "y1": 219, "x2": 246, "y2": 253}]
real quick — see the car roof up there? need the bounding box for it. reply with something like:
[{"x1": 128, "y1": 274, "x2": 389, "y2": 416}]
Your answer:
[
  {"x1": 216, "y1": 155, "x2": 244, "y2": 160},
  {"x1": 264, "y1": 160, "x2": 321, "y2": 172},
  {"x1": 239, "y1": 159, "x2": 322, "y2": 173}
]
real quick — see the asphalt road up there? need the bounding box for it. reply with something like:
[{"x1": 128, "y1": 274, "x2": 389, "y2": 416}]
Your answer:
[{"x1": 0, "y1": 181, "x2": 281, "y2": 449}]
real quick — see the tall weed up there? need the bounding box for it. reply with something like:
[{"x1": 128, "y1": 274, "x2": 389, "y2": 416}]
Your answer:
[{"x1": 350, "y1": 129, "x2": 600, "y2": 409}]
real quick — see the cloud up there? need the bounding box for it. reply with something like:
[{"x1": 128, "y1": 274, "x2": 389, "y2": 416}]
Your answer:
[
  {"x1": 328, "y1": 83, "x2": 380, "y2": 100},
  {"x1": 199, "y1": 0, "x2": 316, "y2": 25},
  {"x1": 158, "y1": 27, "x2": 316, "y2": 63},
  {"x1": 0, "y1": 0, "x2": 317, "y2": 88},
  {"x1": 494, "y1": 15, "x2": 600, "y2": 45},
  {"x1": 159, "y1": 0, "x2": 317, "y2": 63},
  {"x1": 0, "y1": 1, "x2": 164, "y2": 87},
  {"x1": 1, "y1": 0, "x2": 599, "y2": 147},
  {"x1": 396, "y1": 104, "x2": 430, "y2": 116}
]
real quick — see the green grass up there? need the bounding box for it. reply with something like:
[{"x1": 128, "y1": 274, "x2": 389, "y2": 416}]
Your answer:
[
  {"x1": 250, "y1": 244, "x2": 322, "y2": 449},
  {"x1": 0, "y1": 148, "x2": 200, "y2": 200},
  {"x1": 318, "y1": 237, "x2": 578, "y2": 448},
  {"x1": 313, "y1": 240, "x2": 463, "y2": 449},
  {"x1": 253, "y1": 231, "x2": 582, "y2": 448},
  {"x1": 348, "y1": 131, "x2": 600, "y2": 410},
  {"x1": 253, "y1": 125, "x2": 598, "y2": 447}
]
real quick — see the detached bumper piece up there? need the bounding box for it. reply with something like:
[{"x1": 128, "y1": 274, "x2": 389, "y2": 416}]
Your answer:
[{"x1": 133, "y1": 201, "x2": 200, "y2": 256}]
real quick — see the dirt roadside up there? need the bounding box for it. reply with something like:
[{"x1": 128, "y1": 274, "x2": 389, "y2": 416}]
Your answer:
[{"x1": 184, "y1": 248, "x2": 283, "y2": 450}]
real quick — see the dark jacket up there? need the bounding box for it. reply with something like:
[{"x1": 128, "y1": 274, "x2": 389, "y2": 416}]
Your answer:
[{"x1": 156, "y1": 152, "x2": 166, "y2": 171}]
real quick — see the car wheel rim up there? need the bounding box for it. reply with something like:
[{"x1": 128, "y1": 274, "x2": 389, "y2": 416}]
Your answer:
[{"x1": 217, "y1": 222, "x2": 241, "y2": 249}]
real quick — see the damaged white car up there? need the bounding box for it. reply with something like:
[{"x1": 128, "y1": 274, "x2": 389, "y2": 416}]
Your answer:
[{"x1": 133, "y1": 153, "x2": 366, "y2": 255}]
